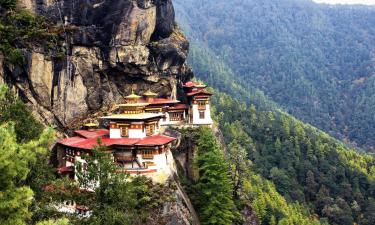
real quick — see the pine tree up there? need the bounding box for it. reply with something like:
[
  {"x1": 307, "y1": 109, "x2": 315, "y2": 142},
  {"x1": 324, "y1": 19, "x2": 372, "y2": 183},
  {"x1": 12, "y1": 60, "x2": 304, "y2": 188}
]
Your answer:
[
  {"x1": 0, "y1": 123, "x2": 53, "y2": 225},
  {"x1": 191, "y1": 128, "x2": 237, "y2": 225},
  {"x1": 0, "y1": 85, "x2": 43, "y2": 143},
  {"x1": 228, "y1": 140, "x2": 250, "y2": 200},
  {"x1": 0, "y1": 85, "x2": 55, "y2": 224}
]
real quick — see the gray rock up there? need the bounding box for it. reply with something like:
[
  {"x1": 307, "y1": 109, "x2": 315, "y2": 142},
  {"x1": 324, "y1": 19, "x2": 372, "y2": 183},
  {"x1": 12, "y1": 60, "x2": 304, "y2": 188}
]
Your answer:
[
  {"x1": 153, "y1": 0, "x2": 175, "y2": 40},
  {"x1": 150, "y1": 27, "x2": 189, "y2": 72},
  {"x1": 3, "y1": 0, "x2": 192, "y2": 130},
  {"x1": 28, "y1": 52, "x2": 54, "y2": 108}
]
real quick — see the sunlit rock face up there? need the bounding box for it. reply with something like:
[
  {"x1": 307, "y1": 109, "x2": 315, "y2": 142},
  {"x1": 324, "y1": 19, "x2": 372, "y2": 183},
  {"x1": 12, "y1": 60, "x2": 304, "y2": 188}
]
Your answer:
[{"x1": 2, "y1": 0, "x2": 193, "y2": 130}]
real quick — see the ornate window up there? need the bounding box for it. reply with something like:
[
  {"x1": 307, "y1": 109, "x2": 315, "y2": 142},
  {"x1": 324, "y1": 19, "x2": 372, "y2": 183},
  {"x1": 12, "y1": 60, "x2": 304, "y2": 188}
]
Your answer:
[
  {"x1": 198, "y1": 101, "x2": 206, "y2": 110},
  {"x1": 120, "y1": 126, "x2": 129, "y2": 137},
  {"x1": 199, "y1": 111, "x2": 205, "y2": 119},
  {"x1": 146, "y1": 125, "x2": 155, "y2": 136},
  {"x1": 142, "y1": 149, "x2": 154, "y2": 159},
  {"x1": 170, "y1": 112, "x2": 183, "y2": 121}
]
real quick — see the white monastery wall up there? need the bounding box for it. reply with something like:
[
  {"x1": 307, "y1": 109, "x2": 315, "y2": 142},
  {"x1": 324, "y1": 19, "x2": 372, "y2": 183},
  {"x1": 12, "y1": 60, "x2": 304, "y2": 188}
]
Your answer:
[
  {"x1": 128, "y1": 128, "x2": 146, "y2": 138},
  {"x1": 192, "y1": 104, "x2": 213, "y2": 125},
  {"x1": 110, "y1": 128, "x2": 121, "y2": 138}
]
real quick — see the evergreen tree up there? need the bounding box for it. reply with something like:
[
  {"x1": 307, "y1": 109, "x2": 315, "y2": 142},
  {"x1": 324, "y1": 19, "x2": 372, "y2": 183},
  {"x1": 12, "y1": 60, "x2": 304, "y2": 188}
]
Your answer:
[
  {"x1": 361, "y1": 198, "x2": 375, "y2": 225},
  {"x1": 0, "y1": 85, "x2": 57, "y2": 224},
  {"x1": 0, "y1": 123, "x2": 53, "y2": 225},
  {"x1": 190, "y1": 128, "x2": 237, "y2": 225},
  {"x1": 0, "y1": 85, "x2": 44, "y2": 143},
  {"x1": 228, "y1": 140, "x2": 251, "y2": 200},
  {"x1": 36, "y1": 218, "x2": 70, "y2": 225}
]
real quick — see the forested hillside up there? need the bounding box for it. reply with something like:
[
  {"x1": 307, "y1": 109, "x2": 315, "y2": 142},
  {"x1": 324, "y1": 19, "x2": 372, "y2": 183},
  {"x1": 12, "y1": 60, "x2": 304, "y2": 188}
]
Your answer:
[
  {"x1": 174, "y1": 0, "x2": 375, "y2": 151},
  {"x1": 179, "y1": 128, "x2": 323, "y2": 225},
  {"x1": 174, "y1": 1, "x2": 375, "y2": 222},
  {"x1": 212, "y1": 90, "x2": 375, "y2": 225}
]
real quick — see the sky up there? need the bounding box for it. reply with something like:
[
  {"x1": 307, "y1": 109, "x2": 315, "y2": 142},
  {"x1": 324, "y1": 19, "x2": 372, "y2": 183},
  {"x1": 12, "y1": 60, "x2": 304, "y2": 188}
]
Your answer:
[{"x1": 313, "y1": 0, "x2": 375, "y2": 5}]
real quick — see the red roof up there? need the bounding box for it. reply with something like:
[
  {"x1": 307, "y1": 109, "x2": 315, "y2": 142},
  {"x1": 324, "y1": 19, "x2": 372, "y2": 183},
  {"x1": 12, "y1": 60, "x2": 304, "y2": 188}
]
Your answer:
[
  {"x1": 76, "y1": 205, "x2": 89, "y2": 211},
  {"x1": 187, "y1": 89, "x2": 213, "y2": 96},
  {"x1": 169, "y1": 103, "x2": 188, "y2": 110},
  {"x1": 136, "y1": 135, "x2": 175, "y2": 146},
  {"x1": 184, "y1": 81, "x2": 207, "y2": 88},
  {"x1": 59, "y1": 138, "x2": 101, "y2": 150},
  {"x1": 125, "y1": 169, "x2": 158, "y2": 174},
  {"x1": 59, "y1": 137, "x2": 140, "y2": 150},
  {"x1": 75, "y1": 129, "x2": 109, "y2": 139},
  {"x1": 101, "y1": 138, "x2": 140, "y2": 146},
  {"x1": 140, "y1": 98, "x2": 180, "y2": 105},
  {"x1": 59, "y1": 137, "x2": 87, "y2": 147},
  {"x1": 58, "y1": 135, "x2": 175, "y2": 150}
]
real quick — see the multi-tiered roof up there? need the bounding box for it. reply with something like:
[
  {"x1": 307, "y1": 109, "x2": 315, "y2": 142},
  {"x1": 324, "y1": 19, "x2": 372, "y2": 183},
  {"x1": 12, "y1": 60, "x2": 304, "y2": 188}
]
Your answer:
[{"x1": 58, "y1": 90, "x2": 176, "y2": 151}]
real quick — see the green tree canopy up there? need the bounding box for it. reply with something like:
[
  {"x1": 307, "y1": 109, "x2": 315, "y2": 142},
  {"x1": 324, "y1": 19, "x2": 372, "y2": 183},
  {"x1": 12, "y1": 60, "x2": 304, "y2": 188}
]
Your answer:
[
  {"x1": 0, "y1": 85, "x2": 44, "y2": 142},
  {"x1": 0, "y1": 122, "x2": 54, "y2": 225},
  {"x1": 189, "y1": 128, "x2": 237, "y2": 225}
]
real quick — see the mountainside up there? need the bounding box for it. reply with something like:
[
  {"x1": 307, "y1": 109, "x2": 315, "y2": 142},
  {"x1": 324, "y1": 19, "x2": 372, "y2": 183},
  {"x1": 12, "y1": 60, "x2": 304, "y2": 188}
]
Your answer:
[
  {"x1": 0, "y1": 0, "x2": 192, "y2": 133},
  {"x1": 211, "y1": 90, "x2": 375, "y2": 225},
  {"x1": 174, "y1": 0, "x2": 375, "y2": 151},
  {"x1": 2, "y1": 0, "x2": 375, "y2": 224}
]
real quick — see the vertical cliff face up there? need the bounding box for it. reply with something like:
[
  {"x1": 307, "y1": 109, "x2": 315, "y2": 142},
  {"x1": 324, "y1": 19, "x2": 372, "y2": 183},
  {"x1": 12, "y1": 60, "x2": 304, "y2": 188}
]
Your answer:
[{"x1": 0, "y1": 0, "x2": 192, "y2": 132}]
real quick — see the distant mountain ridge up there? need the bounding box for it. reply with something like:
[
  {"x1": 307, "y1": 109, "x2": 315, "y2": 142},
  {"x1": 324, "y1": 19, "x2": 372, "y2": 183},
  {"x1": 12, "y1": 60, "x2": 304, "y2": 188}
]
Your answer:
[{"x1": 174, "y1": 0, "x2": 375, "y2": 152}]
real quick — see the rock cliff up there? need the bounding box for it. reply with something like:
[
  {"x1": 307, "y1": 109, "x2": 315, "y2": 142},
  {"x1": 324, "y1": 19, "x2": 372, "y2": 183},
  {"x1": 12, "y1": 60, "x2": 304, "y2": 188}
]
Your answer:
[{"x1": 0, "y1": 0, "x2": 192, "y2": 133}]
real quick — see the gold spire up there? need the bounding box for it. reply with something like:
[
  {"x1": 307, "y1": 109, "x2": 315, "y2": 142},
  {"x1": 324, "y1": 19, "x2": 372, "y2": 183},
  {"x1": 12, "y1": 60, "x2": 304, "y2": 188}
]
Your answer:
[
  {"x1": 84, "y1": 122, "x2": 97, "y2": 127},
  {"x1": 143, "y1": 89, "x2": 157, "y2": 97},
  {"x1": 83, "y1": 120, "x2": 98, "y2": 130},
  {"x1": 125, "y1": 89, "x2": 141, "y2": 100},
  {"x1": 195, "y1": 81, "x2": 207, "y2": 88}
]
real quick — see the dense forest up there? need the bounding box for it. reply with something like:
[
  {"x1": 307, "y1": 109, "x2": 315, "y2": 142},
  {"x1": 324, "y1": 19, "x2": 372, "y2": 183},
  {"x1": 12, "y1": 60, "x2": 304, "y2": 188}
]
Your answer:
[
  {"x1": 174, "y1": 0, "x2": 375, "y2": 151},
  {"x1": 181, "y1": 37, "x2": 375, "y2": 222},
  {"x1": 180, "y1": 128, "x2": 324, "y2": 225},
  {"x1": 211, "y1": 90, "x2": 375, "y2": 225}
]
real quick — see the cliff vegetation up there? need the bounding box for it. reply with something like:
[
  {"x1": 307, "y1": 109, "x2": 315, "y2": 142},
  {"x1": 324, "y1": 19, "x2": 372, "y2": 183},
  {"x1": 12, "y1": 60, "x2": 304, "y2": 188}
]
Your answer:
[{"x1": 0, "y1": 0, "x2": 59, "y2": 64}]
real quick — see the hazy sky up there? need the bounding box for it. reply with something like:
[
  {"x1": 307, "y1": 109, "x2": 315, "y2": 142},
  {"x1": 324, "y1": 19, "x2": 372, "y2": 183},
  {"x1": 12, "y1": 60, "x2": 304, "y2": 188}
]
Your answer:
[{"x1": 313, "y1": 0, "x2": 375, "y2": 5}]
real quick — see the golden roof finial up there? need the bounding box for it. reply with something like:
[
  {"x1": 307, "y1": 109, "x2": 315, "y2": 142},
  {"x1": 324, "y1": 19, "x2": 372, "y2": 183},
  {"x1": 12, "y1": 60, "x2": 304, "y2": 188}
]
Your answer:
[
  {"x1": 125, "y1": 89, "x2": 141, "y2": 99},
  {"x1": 195, "y1": 81, "x2": 206, "y2": 88},
  {"x1": 143, "y1": 89, "x2": 157, "y2": 97},
  {"x1": 83, "y1": 119, "x2": 97, "y2": 128}
]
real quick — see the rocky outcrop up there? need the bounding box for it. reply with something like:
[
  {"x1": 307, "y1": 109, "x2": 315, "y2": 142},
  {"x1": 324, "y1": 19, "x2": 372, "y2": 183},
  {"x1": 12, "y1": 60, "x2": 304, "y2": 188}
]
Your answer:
[
  {"x1": 29, "y1": 52, "x2": 54, "y2": 107},
  {"x1": 162, "y1": 176, "x2": 200, "y2": 225},
  {"x1": 152, "y1": 0, "x2": 175, "y2": 40},
  {"x1": 2, "y1": 0, "x2": 193, "y2": 132},
  {"x1": 241, "y1": 205, "x2": 261, "y2": 225},
  {"x1": 3, "y1": 1, "x2": 199, "y2": 224}
]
